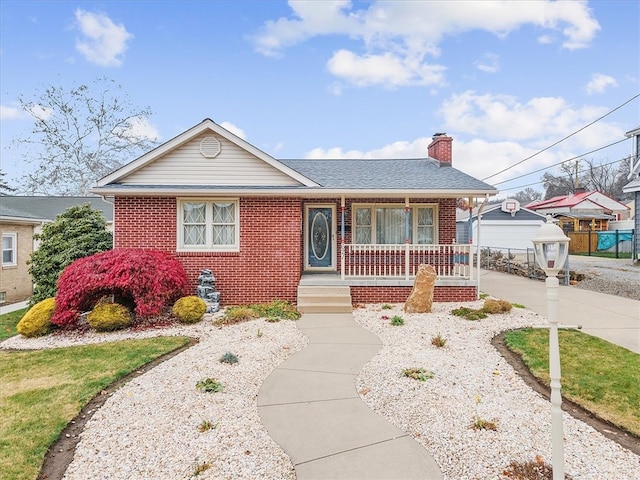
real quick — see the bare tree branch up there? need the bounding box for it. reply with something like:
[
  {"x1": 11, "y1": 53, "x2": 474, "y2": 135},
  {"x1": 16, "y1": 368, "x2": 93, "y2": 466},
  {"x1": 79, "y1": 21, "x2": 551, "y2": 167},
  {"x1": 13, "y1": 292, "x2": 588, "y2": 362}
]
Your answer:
[{"x1": 12, "y1": 77, "x2": 158, "y2": 196}]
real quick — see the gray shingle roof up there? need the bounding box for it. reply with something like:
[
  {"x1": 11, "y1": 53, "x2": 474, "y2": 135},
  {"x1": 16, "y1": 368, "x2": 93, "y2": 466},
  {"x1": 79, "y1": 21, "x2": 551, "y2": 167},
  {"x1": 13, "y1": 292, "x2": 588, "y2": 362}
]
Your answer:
[
  {"x1": 279, "y1": 158, "x2": 495, "y2": 191},
  {"x1": 0, "y1": 196, "x2": 113, "y2": 222}
]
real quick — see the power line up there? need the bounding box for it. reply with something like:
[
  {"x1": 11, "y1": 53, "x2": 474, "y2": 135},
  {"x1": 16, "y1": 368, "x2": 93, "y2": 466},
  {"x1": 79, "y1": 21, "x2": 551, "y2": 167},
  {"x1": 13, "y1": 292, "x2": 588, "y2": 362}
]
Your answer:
[
  {"x1": 492, "y1": 138, "x2": 628, "y2": 186},
  {"x1": 497, "y1": 156, "x2": 627, "y2": 193},
  {"x1": 481, "y1": 93, "x2": 640, "y2": 182}
]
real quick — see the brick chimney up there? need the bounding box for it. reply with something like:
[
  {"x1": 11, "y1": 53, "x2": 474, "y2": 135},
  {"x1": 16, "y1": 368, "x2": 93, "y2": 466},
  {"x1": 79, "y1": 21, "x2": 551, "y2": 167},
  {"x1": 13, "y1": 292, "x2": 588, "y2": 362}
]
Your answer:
[{"x1": 428, "y1": 132, "x2": 452, "y2": 167}]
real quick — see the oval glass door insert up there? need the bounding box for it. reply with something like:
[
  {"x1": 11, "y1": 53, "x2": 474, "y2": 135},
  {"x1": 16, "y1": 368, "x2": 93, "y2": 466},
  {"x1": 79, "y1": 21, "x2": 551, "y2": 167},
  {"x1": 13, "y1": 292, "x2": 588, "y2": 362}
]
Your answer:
[{"x1": 311, "y1": 212, "x2": 329, "y2": 260}]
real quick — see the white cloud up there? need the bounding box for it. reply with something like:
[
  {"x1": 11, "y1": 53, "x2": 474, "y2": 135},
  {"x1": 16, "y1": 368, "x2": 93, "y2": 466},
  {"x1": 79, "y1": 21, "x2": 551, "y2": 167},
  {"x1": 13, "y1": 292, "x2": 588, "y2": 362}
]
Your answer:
[
  {"x1": 304, "y1": 89, "x2": 626, "y2": 187},
  {"x1": 252, "y1": 1, "x2": 358, "y2": 56},
  {"x1": 253, "y1": 1, "x2": 599, "y2": 87},
  {"x1": 0, "y1": 105, "x2": 24, "y2": 120},
  {"x1": 327, "y1": 49, "x2": 446, "y2": 89},
  {"x1": 306, "y1": 137, "x2": 430, "y2": 160},
  {"x1": 585, "y1": 73, "x2": 618, "y2": 95},
  {"x1": 122, "y1": 117, "x2": 160, "y2": 142},
  {"x1": 74, "y1": 9, "x2": 133, "y2": 67},
  {"x1": 1, "y1": 103, "x2": 54, "y2": 121},
  {"x1": 28, "y1": 104, "x2": 54, "y2": 121},
  {"x1": 438, "y1": 91, "x2": 615, "y2": 144},
  {"x1": 220, "y1": 122, "x2": 246, "y2": 140},
  {"x1": 475, "y1": 52, "x2": 500, "y2": 74}
]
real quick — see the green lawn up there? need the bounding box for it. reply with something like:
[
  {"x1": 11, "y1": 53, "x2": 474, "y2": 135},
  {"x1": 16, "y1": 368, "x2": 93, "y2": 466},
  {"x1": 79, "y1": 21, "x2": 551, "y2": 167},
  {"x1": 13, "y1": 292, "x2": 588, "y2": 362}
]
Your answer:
[
  {"x1": 572, "y1": 252, "x2": 632, "y2": 259},
  {"x1": 0, "y1": 336, "x2": 191, "y2": 480},
  {"x1": 0, "y1": 307, "x2": 27, "y2": 341},
  {"x1": 505, "y1": 329, "x2": 640, "y2": 436}
]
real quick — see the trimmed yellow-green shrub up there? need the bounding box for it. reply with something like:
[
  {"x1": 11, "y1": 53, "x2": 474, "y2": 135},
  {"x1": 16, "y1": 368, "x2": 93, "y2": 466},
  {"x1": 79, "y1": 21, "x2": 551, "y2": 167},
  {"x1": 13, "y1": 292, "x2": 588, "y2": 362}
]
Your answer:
[
  {"x1": 16, "y1": 298, "x2": 56, "y2": 337},
  {"x1": 482, "y1": 298, "x2": 513, "y2": 314},
  {"x1": 87, "y1": 303, "x2": 133, "y2": 331},
  {"x1": 172, "y1": 296, "x2": 207, "y2": 324}
]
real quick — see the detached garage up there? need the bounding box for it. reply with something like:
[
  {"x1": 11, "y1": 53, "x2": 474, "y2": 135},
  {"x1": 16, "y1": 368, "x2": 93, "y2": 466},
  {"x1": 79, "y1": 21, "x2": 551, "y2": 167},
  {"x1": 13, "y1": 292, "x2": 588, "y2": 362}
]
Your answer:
[{"x1": 458, "y1": 199, "x2": 547, "y2": 252}]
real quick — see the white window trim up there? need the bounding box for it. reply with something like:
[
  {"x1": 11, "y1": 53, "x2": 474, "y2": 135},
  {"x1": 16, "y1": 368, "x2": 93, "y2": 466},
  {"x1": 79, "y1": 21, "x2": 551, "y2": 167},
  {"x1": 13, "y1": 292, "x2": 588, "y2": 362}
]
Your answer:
[
  {"x1": 352, "y1": 203, "x2": 438, "y2": 244},
  {"x1": 177, "y1": 199, "x2": 240, "y2": 252},
  {"x1": 2, "y1": 232, "x2": 17, "y2": 267}
]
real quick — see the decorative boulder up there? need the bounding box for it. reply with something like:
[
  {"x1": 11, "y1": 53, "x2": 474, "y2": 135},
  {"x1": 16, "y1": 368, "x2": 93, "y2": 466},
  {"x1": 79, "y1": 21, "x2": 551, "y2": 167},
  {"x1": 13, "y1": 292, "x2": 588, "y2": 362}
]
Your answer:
[{"x1": 404, "y1": 264, "x2": 437, "y2": 313}]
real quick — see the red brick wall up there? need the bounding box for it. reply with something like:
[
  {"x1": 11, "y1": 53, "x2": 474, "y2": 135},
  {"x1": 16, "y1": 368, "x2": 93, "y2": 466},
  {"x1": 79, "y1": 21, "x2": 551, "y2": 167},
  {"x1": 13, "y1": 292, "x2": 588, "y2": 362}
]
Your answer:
[
  {"x1": 351, "y1": 285, "x2": 476, "y2": 304},
  {"x1": 114, "y1": 196, "x2": 462, "y2": 306},
  {"x1": 114, "y1": 197, "x2": 302, "y2": 305}
]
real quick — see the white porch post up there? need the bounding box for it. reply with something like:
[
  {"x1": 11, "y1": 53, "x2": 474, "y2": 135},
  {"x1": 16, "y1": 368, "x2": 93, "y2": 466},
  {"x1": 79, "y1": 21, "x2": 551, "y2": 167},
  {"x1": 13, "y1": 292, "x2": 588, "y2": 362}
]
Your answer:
[{"x1": 404, "y1": 197, "x2": 410, "y2": 279}]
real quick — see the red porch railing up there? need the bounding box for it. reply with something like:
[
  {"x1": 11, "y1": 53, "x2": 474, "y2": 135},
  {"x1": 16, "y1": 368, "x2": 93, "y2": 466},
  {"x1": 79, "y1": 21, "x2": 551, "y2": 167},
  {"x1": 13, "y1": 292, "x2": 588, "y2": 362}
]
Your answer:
[{"x1": 340, "y1": 244, "x2": 472, "y2": 280}]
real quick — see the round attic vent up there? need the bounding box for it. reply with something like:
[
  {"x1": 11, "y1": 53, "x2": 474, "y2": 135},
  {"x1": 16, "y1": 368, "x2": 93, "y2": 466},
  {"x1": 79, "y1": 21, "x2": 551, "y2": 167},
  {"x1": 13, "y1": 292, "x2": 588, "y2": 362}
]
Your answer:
[{"x1": 200, "y1": 136, "x2": 221, "y2": 158}]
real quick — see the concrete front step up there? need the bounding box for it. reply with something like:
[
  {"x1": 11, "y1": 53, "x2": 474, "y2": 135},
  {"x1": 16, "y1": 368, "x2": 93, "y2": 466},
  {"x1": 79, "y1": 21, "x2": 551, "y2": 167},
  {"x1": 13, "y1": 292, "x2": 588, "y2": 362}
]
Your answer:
[{"x1": 297, "y1": 285, "x2": 352, "y2": 314}]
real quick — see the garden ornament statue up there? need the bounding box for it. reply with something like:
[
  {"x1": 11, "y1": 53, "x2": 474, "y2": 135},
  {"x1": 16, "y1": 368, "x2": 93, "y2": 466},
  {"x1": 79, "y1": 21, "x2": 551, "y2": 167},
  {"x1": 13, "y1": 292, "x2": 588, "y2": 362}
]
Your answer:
[{"x1": 197, "y1": 269, "x2": 220, "y2": 313}]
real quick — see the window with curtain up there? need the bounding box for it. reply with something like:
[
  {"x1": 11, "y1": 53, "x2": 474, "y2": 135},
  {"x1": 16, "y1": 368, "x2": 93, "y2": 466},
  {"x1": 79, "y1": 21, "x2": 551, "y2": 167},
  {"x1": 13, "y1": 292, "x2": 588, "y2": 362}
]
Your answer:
[
  {"x1": 353, "y1": 204, "x2": 436, "y2": 244},
  {"x1": 179, "y1": 199, "x2": 239, "y2": 251}
]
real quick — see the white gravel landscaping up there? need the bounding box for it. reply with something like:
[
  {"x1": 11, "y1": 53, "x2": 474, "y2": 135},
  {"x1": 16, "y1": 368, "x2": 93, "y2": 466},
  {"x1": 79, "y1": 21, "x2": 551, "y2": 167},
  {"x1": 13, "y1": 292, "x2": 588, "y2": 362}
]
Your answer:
[
  {"x1": 353, "y1": 301, "x2": 639, "y2": 480},
  {"x1": 2, "y1": 302, "x2": 638, "y2": 479}
]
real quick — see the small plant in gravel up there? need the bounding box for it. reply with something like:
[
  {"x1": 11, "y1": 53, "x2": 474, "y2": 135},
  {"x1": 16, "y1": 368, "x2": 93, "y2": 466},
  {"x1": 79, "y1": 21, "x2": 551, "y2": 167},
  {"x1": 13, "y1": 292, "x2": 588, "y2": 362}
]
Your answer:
[
  {"x1": 193, "y1": 462, "x2": 211, "y2": 476},
  {"x1": 512, "y1": 303, "x2": 526, "y2": 309},
  {"x1": 390, "y1": 315, "x2": 405, "y2": 326},
  {"x1": 381, "y1": 303, "x2": 393, "y2": 309},
  {"x1": 219, "y1": 351, "x2": 239, "y2": 364},
  {"x1": 479, "y1": 293, "x2": 489, "y2": 299},
  {"x1": 251, "y1": 299, "x2": 300, "y2": 320},
  {"x1": 215, "y1": 306, "x2": 258, "y2": 325},
  {"x1": 257, "y1": 328, "x2": 263, "y2": 338},
  {"x1": 431, "y1": 333, "x2": 447, "y2": 347},
  {"x1": 471, "y1": 395, "x2": 497, "y2": 431},
  {"x1": 471, "y1": 417, "x2": 498, "y2": 431},
  {"x1": 196, "y1": 378, "x2": 223, "y2": 393},
  {"x1": 482, "y1": 298, "x2": 512, "y2": 314},
  {"x1": 502, "y1": 454, "x2": 571, "y2": 479},
  {"x1": 197, "y1": 419, "x2": 217, "y2": 433},
  {"x1": 402, "y1": 368, "x2": 434, "y2": 381},
  {"x1": 451, "y1": 306, "x2": 488, "y2": 320}
]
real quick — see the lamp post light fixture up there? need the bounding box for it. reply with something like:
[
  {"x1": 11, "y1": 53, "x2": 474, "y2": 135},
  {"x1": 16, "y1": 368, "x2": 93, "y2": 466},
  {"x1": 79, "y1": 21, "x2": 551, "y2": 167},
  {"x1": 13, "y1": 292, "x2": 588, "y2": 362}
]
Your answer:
[{"x1": 532, "y1": 215, "x2": 570, "y2": 480}]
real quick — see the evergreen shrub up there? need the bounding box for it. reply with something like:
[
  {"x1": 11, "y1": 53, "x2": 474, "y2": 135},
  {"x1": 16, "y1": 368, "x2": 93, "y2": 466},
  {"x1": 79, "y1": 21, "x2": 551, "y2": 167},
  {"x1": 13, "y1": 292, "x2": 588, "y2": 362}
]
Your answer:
[
  {"x1": 172, "y1": 296, "x2": 207, "y2": 324},
  {"x1": 28, "y1": 204, "x2": 112, "y2": 305},
  {"x1": 87, "y1": 302, "x2": 132, "y2": 331},
  {"x1": 16, "y1": 298, "x2": 56, "y2": 337}
]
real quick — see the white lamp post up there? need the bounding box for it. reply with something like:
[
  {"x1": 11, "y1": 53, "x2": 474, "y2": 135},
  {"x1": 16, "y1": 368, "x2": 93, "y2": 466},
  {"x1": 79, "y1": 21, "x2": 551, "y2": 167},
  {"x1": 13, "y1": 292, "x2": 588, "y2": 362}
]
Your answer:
[{"x1": 532, "y1": 215, "x2": 570, "y2": 480}]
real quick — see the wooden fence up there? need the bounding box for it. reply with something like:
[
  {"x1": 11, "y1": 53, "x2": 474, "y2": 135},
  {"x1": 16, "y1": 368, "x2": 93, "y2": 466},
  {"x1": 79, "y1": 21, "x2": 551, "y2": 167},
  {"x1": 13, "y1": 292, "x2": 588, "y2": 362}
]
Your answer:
[{"x1": 567, "y1": 232, "x2": 598, "y2": 254}]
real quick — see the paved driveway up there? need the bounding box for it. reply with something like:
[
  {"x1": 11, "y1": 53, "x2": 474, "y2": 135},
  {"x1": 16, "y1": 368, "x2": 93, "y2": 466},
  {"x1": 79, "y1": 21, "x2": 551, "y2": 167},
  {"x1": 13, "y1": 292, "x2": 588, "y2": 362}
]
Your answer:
[{"x1": 478, "y1": 268, "x2": 640, "y2": 354}]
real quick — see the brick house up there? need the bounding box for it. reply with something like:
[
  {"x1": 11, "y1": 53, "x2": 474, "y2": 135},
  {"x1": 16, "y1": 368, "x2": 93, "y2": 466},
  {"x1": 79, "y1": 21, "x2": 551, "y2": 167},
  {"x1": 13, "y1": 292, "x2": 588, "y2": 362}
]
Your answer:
[{"x1": 92, "y1": 119, "x2": 496, "y2": 307}]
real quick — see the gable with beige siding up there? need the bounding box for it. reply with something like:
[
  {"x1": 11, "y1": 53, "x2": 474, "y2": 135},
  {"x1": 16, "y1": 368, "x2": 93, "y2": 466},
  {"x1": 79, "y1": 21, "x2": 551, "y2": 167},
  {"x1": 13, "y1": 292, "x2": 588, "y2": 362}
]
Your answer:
[{"x1": 121, "y1": 132, "x2": 303, "y2": 186}]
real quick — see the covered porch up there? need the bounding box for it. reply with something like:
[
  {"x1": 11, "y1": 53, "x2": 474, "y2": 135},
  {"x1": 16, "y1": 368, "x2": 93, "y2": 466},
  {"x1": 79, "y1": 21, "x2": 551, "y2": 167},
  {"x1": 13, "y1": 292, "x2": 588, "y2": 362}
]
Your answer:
[{"x1": 299, "y1": 243, "x2": 478, "y2": 306}]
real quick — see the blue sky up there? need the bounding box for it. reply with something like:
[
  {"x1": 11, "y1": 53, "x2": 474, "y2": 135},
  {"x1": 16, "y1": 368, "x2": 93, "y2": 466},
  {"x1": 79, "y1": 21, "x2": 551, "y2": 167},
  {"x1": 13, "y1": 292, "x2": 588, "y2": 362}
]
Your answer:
[{"x1": 1, "y1": 0, "x2": 638, "y2": 197}]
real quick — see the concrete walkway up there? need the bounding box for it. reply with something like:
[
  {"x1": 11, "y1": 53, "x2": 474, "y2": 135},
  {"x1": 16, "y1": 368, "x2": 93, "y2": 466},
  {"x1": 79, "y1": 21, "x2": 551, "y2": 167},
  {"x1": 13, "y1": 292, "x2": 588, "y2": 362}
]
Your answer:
[
  {"x1": 478, "y1": 269, "x2": 640, "y2": 354},
  {"x1": 257, "y1": 312, "x2": 442, "y2": 480},
  {"x1": 0, "y1": 300, "x2": 28, "y2": 315}
]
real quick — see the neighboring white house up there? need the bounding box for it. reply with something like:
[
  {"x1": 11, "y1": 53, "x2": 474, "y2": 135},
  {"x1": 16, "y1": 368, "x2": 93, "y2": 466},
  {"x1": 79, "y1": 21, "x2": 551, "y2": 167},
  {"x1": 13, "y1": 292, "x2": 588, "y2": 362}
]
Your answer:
[
  {"x1": 622, "y1": 126, "x2": 640, "y2": 262},
  {"x1": 457, "y1": 198, "x2": 547, "y2": 252}
]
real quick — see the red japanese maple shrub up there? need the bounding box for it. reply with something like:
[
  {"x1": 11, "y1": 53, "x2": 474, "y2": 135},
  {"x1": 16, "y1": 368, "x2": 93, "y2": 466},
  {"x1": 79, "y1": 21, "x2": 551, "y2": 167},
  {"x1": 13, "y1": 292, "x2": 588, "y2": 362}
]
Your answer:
[{"x1": 51, "y1": 249, "x2": 190, "y2": 326}]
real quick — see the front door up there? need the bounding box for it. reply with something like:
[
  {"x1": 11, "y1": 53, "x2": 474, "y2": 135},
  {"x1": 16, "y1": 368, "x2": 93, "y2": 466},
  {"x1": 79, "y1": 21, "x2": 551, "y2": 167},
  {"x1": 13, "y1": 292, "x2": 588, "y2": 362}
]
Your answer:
[{"x1": 305, "y1": 205, "x2": 336, "y2": 271}]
